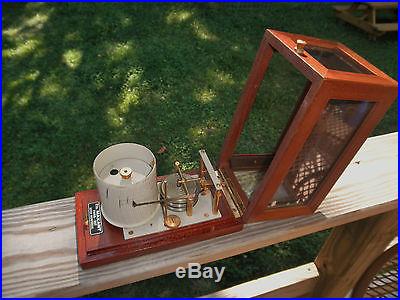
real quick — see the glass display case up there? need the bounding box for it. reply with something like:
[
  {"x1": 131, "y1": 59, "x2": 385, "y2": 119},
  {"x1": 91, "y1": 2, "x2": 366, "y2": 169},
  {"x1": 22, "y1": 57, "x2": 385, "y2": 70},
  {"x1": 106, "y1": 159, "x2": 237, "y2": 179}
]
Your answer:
[{"x1": 218, "y1": 29, "x2": 397, "y2": 222}]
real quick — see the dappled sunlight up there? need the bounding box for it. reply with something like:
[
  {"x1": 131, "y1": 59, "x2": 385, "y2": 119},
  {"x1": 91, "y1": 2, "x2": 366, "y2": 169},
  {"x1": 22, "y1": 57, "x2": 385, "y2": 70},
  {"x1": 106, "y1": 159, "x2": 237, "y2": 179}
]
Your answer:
[
  {"x1": 3, "y1": 10, "x2": 50, "y2": 38},
  {"x1": 3, "y1": 87, "x2": 33, "y2": 108},
  {"x1": 107, "y1": 107, "x2": 125, "y2": 128},
  {"x1": 191, "y1": 20, "x2": 218, "y2": 41},
  {"x1": 231, "y1": 44, "x2": 241, "y2": 52},
  {"x1": 120, "y1": 16, "x2": 132, "y2": 27},
  {"x1": 106, "y1": 67, "x2": 144, "y2": 128},
  {"x1": 121, "y1": 67, "x2": 144, "y2": 103},
  {"x1": 3, "y1": 70, "x2": 39, "y2": 107},
  {"x1": 107, "y1": 41, "x2": 134, "y2": 62},
  {"x1": 62, "y1": 49, "x2": 82, "y2": 69},
  {"x1": 64, "y1": 31, "x2": 81, "y2": 42},
  {"x1": 39, "y1": 76, "x2": 66, "y2": 97},
  {"x1": 24, "y1": 12, "x2": 49, "y2": 30},
  {"x1": 105, "y1": 107, "x2": 134, "y2": 141},
  {"x1": 2, "y1": 5, "x2": 51, "y2": 62},
  {"x1": 3, "y1": 39, "x2": 40, "y2": 58},
  {"x1": 15, "y1": 88, "x2": 33, "y2": 107},
  {"x1": 9, "y1": 70, "x2": 40, "y2": 89},
  {"x1": 25, "y1": 2, "x2": 48, "y2": 10},
  {"x1": 118, "y1": 89, "x2": 140, "y2": 113},
  {"x1": 189, "y1": 125, "x2": 208, "y2": 138},
  {"x1": 2, "y1": 26, "x2": 21, "y2": 38},
  {"x1": 189, "y1": 121, "x2": 219, "y2": 139},
  {"x1": 195, "y1": 88, "x2": 217, "y2": 103},
  {"x1": 208, "y1": 69, "x2": 235, "y2": 85},
  {"x1": 166, "y1": 10, "x2": 192, "y2": 24},
  {"x1": 187, "y1": 120, "x2": 223, "y2": 160},
  {"x1": 124, "y1": 67, "x2": 144, "y2": 88}
]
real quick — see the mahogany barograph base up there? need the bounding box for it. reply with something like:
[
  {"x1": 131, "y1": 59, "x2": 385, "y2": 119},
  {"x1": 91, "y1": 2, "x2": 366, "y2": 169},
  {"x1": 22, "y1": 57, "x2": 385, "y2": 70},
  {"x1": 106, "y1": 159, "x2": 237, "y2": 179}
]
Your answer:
[{"x1": 75, "y1": 189, "x2": 242, "y2": 269}]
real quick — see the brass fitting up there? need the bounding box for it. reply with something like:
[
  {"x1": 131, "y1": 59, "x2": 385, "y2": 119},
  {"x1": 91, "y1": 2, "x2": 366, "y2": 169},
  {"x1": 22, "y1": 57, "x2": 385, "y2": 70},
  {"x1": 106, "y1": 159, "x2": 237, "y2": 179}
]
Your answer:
[{"x1": 295, "y1": 39, "x2": 307, "y2": 56}]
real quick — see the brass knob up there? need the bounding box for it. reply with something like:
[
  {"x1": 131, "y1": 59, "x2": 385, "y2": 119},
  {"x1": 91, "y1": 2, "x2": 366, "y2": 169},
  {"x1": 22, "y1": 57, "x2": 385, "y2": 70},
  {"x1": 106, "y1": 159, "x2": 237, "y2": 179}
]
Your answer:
[
  {"x1": 295, "y1": 39, "x2": 307, "y2": 56},
  {"x1": 164, "y1": 215, "x2": 181, "y2": 229},
  {"x1": 120, "y1": 167, "x2": 133, "y2": 179}
]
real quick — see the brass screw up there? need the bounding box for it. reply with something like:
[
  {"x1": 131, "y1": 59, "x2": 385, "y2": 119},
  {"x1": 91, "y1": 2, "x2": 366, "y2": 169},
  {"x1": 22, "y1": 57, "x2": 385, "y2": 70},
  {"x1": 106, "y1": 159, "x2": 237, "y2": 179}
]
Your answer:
[{"x1": 295, "y1": 39, "x2": 307, "y2": 56}]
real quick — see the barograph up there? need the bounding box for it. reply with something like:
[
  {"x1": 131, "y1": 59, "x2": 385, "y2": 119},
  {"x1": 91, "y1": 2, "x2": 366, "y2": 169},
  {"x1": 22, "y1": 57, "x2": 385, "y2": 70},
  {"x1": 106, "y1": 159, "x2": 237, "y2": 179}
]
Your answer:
[{"x1": 75, "y1": 29, "x2": 397, "y2": 268}]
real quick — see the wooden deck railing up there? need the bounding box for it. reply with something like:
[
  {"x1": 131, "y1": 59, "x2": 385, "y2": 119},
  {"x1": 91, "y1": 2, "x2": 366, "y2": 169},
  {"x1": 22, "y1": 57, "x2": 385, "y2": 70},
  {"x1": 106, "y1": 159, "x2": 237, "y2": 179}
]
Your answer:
[{"x1": 2, "y1": 132, "x2": 398, "y2": 298}]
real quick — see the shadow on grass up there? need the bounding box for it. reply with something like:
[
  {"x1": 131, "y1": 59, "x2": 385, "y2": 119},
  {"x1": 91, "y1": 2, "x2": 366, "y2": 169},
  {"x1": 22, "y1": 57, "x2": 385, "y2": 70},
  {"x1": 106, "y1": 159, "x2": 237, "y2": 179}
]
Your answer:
[{"x1": 2, "y1": 2, "x2": 397, "y2": 297}]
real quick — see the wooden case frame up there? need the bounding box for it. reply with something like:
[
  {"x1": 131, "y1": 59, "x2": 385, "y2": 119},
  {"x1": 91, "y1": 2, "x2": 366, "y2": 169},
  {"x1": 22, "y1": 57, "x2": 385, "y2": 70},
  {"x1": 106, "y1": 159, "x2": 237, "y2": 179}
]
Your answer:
[{"x1": 218, "y1": 29, "x2": 397, "y2": 223}]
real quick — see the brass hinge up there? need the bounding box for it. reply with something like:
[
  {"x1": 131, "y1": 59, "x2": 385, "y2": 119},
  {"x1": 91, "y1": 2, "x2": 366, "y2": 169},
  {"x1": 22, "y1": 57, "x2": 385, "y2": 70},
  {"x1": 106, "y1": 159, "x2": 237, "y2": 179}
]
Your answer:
[{"x1": 218, "y1": 169, "x2": 244, "y2": 218}]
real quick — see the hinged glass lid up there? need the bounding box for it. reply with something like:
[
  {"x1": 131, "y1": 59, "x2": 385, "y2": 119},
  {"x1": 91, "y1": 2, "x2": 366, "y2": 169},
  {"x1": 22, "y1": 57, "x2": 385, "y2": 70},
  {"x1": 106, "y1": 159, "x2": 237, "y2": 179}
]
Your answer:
[
  {"x1": 218, "y1": 29, "x2": 397, "y2": 222},
  {"x1": 231, "y1": 52, "x2": 310, "y2": 200},
  {"x1": 304, "y1": 45, "x2": 373, "y2": 75}
]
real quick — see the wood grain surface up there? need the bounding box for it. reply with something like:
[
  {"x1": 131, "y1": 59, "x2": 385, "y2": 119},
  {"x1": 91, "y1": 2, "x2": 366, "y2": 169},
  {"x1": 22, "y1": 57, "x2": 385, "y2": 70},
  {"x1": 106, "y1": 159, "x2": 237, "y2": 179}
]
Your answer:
[
  {"x1": 203, "y1": 262, "x2": 319, "y2": 298},
  {"x1": 313, "y1": 210, "x2": 398, "y2": 297},
  {"x1": 2, "y1": 132, "x2": 398, "y2": 297}
]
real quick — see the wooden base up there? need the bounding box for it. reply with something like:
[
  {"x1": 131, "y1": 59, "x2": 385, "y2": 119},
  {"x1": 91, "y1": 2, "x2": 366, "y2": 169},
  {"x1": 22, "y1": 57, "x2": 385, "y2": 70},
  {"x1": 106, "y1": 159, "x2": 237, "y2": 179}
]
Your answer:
[{"x1": 75, "y1": 189, "x2": 242, "y2": 269}]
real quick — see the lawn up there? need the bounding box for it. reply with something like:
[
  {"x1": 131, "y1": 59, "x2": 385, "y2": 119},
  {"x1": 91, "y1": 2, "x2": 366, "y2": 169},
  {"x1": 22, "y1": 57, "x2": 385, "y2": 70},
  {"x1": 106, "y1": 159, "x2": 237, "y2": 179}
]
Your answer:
[{"x1": 2, "y1": 2, "x2": 397, "y2": 297}]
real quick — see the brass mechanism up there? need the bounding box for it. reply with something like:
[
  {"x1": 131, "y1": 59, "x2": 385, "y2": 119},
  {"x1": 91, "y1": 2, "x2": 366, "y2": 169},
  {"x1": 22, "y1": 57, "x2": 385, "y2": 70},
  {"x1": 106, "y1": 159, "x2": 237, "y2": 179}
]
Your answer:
[
  {"x1": 161, "y1": 180, "x2": 181, "y2": 229},
  {"x1": 128, "y1": 149, "x2": 241, "y2": 229},
  {"x1": 159, "y1": 150, "x2": 234, "y2": 229},
  {"x1": 212, "y1": 190, "x2": 222, "y2": 215},
  {"x1": 174, "y1": 161, "x2": 193, "y2": 216}
]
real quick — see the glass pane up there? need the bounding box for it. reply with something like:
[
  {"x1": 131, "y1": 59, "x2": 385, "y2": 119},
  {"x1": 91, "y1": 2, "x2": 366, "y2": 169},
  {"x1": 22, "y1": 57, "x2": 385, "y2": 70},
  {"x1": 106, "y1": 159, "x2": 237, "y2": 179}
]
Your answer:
[
  {"x1": 234, "y1": 170, "x2": 264, "y2": 199},
  {"x1": 269, "y1": 100, "x2": 374, "y2": 208},
  {"x1": 232, "y1": 52, "x2": 311, "y2": 199},
  {"x1": 305, "y1": 45, "x2": 373, "y2": 75}
]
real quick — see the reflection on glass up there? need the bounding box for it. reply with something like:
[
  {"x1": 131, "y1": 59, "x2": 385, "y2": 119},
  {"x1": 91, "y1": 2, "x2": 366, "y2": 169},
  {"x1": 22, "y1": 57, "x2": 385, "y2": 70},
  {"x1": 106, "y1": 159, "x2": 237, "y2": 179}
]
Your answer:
[
  {"x1": 269, "y1": 100, "x2": 374, "y2": 208},
  {"x1": 234, "y1": 170, "x2": 264, "y2": 198},
  {"x1": 305, "y1": 45, "x2": 373, "y2": 75},
  {"x1": 235, "y1": 53, "x2": 310, "y2": 154},
  {"x1": 233, "y1": 52, "x2": 311, "y2": 199}
]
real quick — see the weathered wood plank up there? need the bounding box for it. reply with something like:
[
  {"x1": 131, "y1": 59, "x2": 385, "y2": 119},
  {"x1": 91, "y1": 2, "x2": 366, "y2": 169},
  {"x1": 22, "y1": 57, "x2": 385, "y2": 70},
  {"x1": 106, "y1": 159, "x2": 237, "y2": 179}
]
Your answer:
[
  {"x1": 313, "y1": 210, "x2": 398, "y2": 297},
  {"x1": 2, "y1": 132, "x2": 398, "y2": 297},
  {"x1": 2, "y1": 197, "x2": 79, "y2": 297},
  {"x1": 335, "y1": 9, "x2": 382, "y2": 36},
  {"x1": 202, "y1": 262, "x2": 319, "y2": 298},
  {"x1": 365, "y1": 2, "x2": 398, "y2": 9},
  {"x1": 374, "y1": 23, "x2": 398, "y2": 32},
  {"x1": 204, "y1": 237, "x2": 398, "y2": 298},
  {"x1": 334, "y1": 2, "x2": 398, "y2": 36}
]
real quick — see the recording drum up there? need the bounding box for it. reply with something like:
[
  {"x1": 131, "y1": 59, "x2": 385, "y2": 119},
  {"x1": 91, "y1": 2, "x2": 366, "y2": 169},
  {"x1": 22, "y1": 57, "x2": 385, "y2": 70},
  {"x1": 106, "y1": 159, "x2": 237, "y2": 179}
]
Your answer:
[{"x1": 93, "y1": 143, "x2": 159, "y2": 228}]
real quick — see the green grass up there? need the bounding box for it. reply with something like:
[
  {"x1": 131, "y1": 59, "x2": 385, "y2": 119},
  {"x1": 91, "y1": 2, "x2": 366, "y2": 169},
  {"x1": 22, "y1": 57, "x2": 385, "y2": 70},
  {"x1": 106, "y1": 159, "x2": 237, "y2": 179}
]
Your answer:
[{"x1": 3, "y1": 2, "x2": 397, "y2": 297}]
